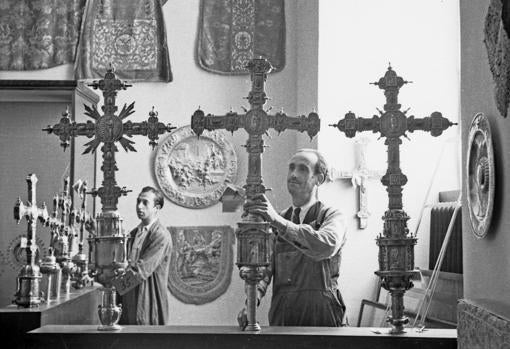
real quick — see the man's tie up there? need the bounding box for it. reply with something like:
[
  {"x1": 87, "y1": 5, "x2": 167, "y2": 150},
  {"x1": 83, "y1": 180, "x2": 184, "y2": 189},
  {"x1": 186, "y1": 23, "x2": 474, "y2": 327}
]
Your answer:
[{"x1": 292, "y1": 207, "x2": 301, "y2": 224}]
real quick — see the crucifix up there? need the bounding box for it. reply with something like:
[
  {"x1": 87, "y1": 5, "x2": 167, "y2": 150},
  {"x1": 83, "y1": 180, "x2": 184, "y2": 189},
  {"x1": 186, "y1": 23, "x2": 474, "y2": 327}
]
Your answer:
[
  {"x1": 44, "y1": 66, "x2": 175, "y2": 330},
  {"x1": 330, "y1": 65, "x2": 456, "y2": 334},
  {"x1": 13, "y1": 174, "x2": 49, "y2": 307},
  {"x1": 191, "y1": 58, "x2": 320, "y2": 331},
  {"x1": 330, "y1": 137, "x2": 384, "y2": 229}
]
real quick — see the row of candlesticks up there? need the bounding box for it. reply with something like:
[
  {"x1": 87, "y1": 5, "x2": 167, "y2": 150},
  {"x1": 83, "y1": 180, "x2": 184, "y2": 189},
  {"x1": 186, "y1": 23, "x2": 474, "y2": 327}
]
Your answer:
[{"x1": 13, "y1": 175, "x2": 94, "y2": 307}]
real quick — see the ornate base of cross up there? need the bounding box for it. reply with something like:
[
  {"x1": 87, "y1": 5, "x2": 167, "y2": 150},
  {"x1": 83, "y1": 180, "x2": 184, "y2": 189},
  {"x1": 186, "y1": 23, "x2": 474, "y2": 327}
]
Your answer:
[
  {"x1": 237, "y1": 221, "x2": 271, "y2": 332},
  {"x1": 40, "y1": 250, "x2": 62, "y2": 302},
  {"x1": 376, "y1": 214, "x2": 417, "y2": 334},
  {"x1": 14, "y1": 263, "x2": 43, "y2": 307},
  {"x1": 88, "y1": 210, "x2": 128, "y2": 331}
]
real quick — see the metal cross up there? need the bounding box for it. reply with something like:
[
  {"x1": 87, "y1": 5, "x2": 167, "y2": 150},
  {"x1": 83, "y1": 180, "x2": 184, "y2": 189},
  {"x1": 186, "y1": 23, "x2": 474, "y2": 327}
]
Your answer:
[
  {"x1": 43, "y1": 67, "x2": 176, "y2": 211},
  {"x1": 13, "y1": 173, "x2": 49, "y2": 307},
  {"x1": 191, "y1": 58, "x2": 320, "y2": 332},
  {"x1": 330, "y1": 65, "x2": 456, "y2": 333}
]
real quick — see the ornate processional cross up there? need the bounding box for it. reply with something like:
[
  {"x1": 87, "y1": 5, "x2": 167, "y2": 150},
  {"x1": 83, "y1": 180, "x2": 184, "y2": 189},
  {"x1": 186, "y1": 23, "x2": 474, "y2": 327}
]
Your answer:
[
  {"x1": 44, "y1": 67, "x2": 176, "y2": 330},
  {"x1": 44, "y1": 67, "x2": 175, "y2": 211},
  {"x1": 13, "y1": 174, "x2": 49, "y2": 307},
  {"x1": 330, "y1": 65, "x2": 456, "y2": 334},
  {"x1": 191, "y1": 58, "x2": 320, "y2": 331}
]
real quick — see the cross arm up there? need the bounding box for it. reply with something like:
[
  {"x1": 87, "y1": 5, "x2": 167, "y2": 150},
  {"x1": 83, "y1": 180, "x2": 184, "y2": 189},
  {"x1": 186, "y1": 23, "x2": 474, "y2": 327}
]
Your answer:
[
  {"x1": 43, "y1": 108, "x2": 95, "y2": 151},
  {"x1": 407, "y1": 111, "x2": 457, "y2": 137},
  {"x1": 191, "y1": 109, "x2": 243, "y2": 136},
  {"x1": 329, "y1": 111, "x2": 380, "y2": 138},
  {"x1": 123, "y1": 107, "x2": 176, "y2": 149},
  {"x1": 269, "y1": 112, "x2": 320, "y2": 139}
]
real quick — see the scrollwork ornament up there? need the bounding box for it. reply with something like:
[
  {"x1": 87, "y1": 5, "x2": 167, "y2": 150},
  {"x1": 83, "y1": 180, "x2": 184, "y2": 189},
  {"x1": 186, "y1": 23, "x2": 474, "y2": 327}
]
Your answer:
[
  {"x1": 466, "y1": 112, "x2": 495, "y2": 239},
  {"x1": 154, "y1": 126, "x2": 238, "y2": 209}
]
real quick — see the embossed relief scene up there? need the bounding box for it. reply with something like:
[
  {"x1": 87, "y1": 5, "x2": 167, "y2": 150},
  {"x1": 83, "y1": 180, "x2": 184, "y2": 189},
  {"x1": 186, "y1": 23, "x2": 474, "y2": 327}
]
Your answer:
[
  {"x1": 5, "y1": 0, "x2": 508, "y2": 347},
  {"x1": 155, "y1": 126, "x2": 237, "y2": 209},
  {"x1": 175, "y1": 228, "x2": 222, "y2": 283}
]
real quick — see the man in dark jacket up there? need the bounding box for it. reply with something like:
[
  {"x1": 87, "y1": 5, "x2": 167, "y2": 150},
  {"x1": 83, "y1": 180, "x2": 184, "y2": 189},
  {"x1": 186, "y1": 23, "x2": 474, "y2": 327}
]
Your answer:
[{"x1": 113, "y1": 186, "x2": 172, "y2": 325}]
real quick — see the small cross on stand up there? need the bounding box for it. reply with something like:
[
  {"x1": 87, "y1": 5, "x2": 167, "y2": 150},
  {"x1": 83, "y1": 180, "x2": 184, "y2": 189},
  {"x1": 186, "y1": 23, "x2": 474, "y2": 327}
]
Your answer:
[
  {"x1": 71, "y1": 179, "x2": 94, "y2": 289},
  {"x1": 50, "y1": 176, "x2": 77, "y2": 294},
  {"x1": 44, "y1": 66, "x2": 176, "y2": 330},
  {"x1": 330, "y1": 137, "x2": 384, "y2": 229},
  {"x1": 191, "y1": 58, "x2": 320, "y2": 331},
  {"x1": 13, "y1": 174, "x2": 49, "y2": 307},
  {"x1": 330, "y1": 65, "x2": 456, "y2": 334}
]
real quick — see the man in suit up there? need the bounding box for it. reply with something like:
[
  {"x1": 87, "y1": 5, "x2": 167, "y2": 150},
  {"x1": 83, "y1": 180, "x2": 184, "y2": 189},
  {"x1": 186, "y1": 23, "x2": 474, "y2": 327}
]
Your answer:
[
  {"x1": 113, "y1": 186, "x2": 172, "y2": 325},
  {"x1": 239, "y1": 149, "x2": 347, "y2": 327}
]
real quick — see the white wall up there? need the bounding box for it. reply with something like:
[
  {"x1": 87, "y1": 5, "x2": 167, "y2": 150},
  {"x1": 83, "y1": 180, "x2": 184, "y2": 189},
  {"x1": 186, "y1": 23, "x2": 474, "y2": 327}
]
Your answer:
[{"x1": 318, "y1": 0, "x2": 461, "y2": 324}]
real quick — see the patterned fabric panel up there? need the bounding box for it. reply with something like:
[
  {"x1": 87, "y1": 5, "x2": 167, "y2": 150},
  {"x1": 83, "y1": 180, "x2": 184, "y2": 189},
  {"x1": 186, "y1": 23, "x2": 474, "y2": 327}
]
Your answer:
[
  {"x1": 75, "y1": 0, "x2": 172, "y2": 82},
  {"x1": 0, "y1": 0, "x2": 85, "y2": 70},
  {"x1": 197, "y1": 0, "x2": 286, "y2": 75}
]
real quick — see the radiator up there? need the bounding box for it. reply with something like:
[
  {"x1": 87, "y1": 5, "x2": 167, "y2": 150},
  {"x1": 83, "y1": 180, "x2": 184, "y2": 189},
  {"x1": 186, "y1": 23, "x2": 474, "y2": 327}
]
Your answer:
[{"x1": 429, "y1": 203, "x2": 463, "y2": 274}]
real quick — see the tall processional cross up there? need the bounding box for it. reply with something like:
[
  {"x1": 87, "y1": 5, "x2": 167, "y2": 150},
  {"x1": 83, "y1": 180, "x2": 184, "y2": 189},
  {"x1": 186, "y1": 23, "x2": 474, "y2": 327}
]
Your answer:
[
  {"x1": 330, "y1": 65, "x2": 456, "y2": 333},
  {"x1": 191, "y1": 58, "x2": 320, "y2": 331},
  {"x1": 44, "y1": 67, "x2": 175, "y2": 330}
]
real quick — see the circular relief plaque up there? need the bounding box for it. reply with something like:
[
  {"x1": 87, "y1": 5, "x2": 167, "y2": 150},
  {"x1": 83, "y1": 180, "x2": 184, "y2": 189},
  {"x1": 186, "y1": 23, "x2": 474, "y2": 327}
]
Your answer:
[
  {"x1": 466, "y1": 112, "x2": 495, "y2": 239},
  {"x1": 154, "y1": 126, "x2": 238, "y2": 209}
]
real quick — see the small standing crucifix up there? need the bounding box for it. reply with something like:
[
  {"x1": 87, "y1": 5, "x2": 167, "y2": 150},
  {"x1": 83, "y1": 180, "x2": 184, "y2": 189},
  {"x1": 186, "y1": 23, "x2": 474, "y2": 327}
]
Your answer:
[
  {"x1": 330, "y1": 65, "x2": 456, "y2": 334},
  {"x1": 191, "y1": 58, "x2": 320, "y2": 331},
  {"x1": 330, "y1": 137, "x2": 384, "y2": 229},
  {"x1": 13, "y1": 173, "x2": 49, "y2": 307}
]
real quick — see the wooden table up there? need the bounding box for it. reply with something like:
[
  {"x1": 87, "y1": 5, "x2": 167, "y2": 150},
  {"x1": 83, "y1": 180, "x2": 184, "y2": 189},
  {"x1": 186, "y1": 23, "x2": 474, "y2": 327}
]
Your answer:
[{"x1": 27, "y1": 325, "x2": 457, "y2": 349}]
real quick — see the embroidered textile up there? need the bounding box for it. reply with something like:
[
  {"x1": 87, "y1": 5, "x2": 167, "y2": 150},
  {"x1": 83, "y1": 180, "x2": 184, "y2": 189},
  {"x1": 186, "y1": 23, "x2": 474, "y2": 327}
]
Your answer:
[
  {"x1": 0, "y1": 0, "x2": 85, "y2": 70},
  {"x1": 197, "y1": 0, "x2": 286, "y2": 75},
  {"x1": 484, "y1": 0, "x2": 510, "y2": 117},
  {"x1": 75, "y1": 0, "x2": 172, "y2": 82}
]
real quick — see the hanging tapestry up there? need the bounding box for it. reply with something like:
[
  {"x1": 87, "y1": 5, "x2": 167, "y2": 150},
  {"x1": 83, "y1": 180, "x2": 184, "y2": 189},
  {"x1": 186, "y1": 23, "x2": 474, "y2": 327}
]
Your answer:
[
  {"x1": 197, "y1": 0, "x2": 286, "y2": 75},
  {"x1": 168, "y1": 226, "x2": 234, "y2": 305},
  {"x1": 0, "y1": 0, "x2": 85, "y2": 70},
  {"x1": 75, "y1": 0, "x2": 172, "y2": 82},
  {"x1": 484, "y1": 0, "x2": 510, "y2": 117}
]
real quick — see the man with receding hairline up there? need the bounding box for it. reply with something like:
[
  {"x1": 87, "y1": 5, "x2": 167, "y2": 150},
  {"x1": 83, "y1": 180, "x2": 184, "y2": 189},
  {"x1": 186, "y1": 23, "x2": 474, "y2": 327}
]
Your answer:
[{"x1": 239, "y1": 148, "x2": 347, "y2": 327}]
